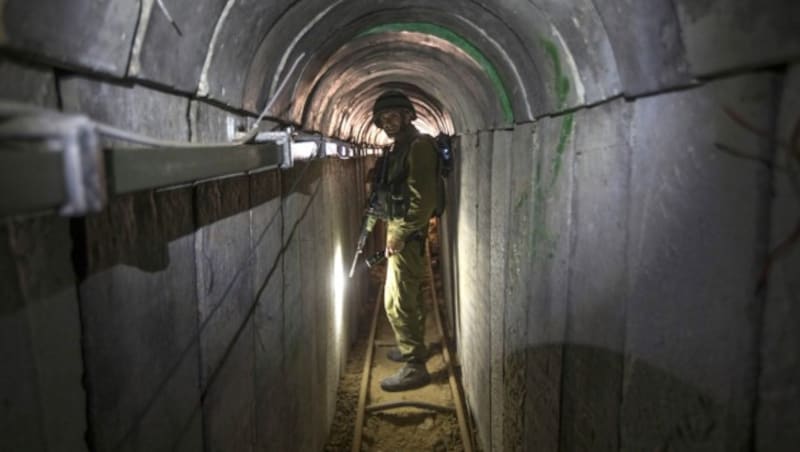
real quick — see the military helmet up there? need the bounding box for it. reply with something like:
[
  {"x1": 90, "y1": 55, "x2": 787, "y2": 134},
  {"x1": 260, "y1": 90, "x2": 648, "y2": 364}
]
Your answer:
[{"x1": 372, "y1": 90, "x2": 417, "y2": 127}]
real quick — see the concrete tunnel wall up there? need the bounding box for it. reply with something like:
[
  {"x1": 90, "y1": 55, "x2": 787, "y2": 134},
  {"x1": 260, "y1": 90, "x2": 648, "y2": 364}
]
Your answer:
[
  {"x1": 1, "y1": 0, "x2": 800, "y2": 451},
  {"x1": 1, "y1": 62, "x2": 373, "y2": 450}
]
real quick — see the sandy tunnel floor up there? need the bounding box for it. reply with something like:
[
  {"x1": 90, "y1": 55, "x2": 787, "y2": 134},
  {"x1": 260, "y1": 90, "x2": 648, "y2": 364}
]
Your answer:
[{"x1": 325, "y1": 233, "x2": 473, "y2": 452}]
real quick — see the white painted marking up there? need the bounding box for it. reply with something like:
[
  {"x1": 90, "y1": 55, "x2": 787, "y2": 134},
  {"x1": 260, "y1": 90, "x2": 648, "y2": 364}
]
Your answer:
[
  {"x1": 128, "y1": 0, "x2": 155, "y2": 76},
  {"x1": 550, "y1": 23, "x2": 585, "y2": 103},
  {"x1": 453, "y1": 14, "x2": 533, "y2": 120},
  {"x1": 270, "y1": 0, "x2": 344, "y2": 97},
  {"x1": 198, "y1": 0, "x2": 237, "y2": 96}
]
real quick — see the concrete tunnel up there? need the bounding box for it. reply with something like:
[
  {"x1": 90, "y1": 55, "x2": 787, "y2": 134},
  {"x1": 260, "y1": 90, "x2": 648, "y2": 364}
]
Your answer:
[{"x1": 1, "y1": 0, "x2": 799, "y2": 450}]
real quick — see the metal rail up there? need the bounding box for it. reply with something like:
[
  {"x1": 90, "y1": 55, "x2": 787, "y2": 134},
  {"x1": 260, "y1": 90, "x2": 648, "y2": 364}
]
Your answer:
[
  {"x1": 426, "y1": 239, "x2": 474, "y2": 452},
  {"x1": 351, "y1": 285, "x2": 383, "y2": 452},
  {"x1": 365, "y1": 401, "x2": 455, "y2": 414}
]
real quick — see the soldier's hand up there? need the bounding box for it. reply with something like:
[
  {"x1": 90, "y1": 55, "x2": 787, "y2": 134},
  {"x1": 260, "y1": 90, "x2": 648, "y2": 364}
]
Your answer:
[{"x1": 385, "y1": 236, "x2": 405, "y2": 257}]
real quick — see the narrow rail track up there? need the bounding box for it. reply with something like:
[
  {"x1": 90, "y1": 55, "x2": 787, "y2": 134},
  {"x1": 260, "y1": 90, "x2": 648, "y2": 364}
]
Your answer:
[{"x1": 351, "y1": 240, "x2": 473, "y2": 452}]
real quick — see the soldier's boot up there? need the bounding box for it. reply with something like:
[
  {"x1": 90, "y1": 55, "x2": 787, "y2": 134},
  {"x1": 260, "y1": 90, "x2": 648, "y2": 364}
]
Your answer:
[{"x1": 380, "y1": 361, "x2": 431, "y2": 392}]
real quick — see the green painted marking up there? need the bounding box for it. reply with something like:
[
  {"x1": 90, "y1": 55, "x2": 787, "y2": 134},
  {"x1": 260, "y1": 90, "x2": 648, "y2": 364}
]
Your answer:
[
  {"x1": 540, "y1": 38, "x2": 570, "y2": 109},
  {"x1": 550, "y1": 113, "x2": 574, "y2": 187},
  {"x1": 527, "y1": 113, "x2": 575, "y2": 259},
  {"x1": 359, "y1": 22, "x2": 514, "y2": 124},
  {"x1": 515, "y1": 189, "x2": 529, "y2": 211}
]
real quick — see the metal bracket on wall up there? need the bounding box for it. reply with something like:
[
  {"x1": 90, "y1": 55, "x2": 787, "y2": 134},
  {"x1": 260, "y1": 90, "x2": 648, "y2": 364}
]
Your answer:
[
  {"x1": 255, "y1": 129, "x2": 292, "y2": 169},
  {"x1": 294, "y1": 132, "x2": 361, "y2": 159},
  {"x1": 0, "y1": 110, "x2": 285, "y2": 217},
  {"x1": 0, "y1": 112, "x2": 105, "y2": 217}
]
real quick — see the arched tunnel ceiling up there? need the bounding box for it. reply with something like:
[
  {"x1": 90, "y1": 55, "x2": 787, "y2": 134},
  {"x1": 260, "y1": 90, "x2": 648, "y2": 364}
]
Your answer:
[
  {"x1": 3, "y1": 0, "x2": 799, "y2": 143},
  {"x1": 300, "y1": 31, "x2": 504, "y2": 143},
  {"x1": 231, "y1": 0, "x2": 639, "y2": 144},
  {"x1": 241, "y1": 0, "x2": 554, "y2": 137}
]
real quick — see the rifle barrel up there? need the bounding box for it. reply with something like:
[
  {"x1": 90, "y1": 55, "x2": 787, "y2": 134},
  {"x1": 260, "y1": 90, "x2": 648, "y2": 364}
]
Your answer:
[{"x1": 348, "y1": 251, "x2": 361, "y2": 278}]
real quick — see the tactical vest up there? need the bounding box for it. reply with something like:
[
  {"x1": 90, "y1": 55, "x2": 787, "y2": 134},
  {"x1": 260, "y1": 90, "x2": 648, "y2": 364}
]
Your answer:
[{"x1": 368, "y1": 133, "x2": 445, "y2": 220}]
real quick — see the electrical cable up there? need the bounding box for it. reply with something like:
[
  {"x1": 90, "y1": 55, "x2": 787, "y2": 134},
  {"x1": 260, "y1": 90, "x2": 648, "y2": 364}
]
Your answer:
[
  {"x1": 235, "y1": 52, "x2": 305, "y2": 144},
  {"x1": 95, "y1": 52, "x2": 306, "y2": 148},
  {"x1": 155, "y1": 0, "x2": 183, "y2": 36}
]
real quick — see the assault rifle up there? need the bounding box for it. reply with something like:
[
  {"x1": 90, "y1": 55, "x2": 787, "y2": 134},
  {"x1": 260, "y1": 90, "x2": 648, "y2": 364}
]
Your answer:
[
  {"x1": 349, "y1": 219, "x2": 426, "y2": 277},
  {"x1": 349, "y1": 155, "x2": 388, "y2": 278},
  {"x1": 348, "y1": 211, "x2": 378, "y2": 278}
]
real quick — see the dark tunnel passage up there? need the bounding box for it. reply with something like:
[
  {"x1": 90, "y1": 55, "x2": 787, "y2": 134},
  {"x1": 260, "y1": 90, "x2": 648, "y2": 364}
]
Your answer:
[{"x1": 1, "y1": 0, "x2": 800, "y2": 451}]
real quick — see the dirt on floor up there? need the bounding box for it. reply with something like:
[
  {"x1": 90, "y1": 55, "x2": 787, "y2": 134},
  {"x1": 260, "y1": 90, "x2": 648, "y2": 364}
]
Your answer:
[
  {"x1": 325, "y1": 221, "x2": 469, "y2": 452},
  {"x1": 324, "y1": 330, "x2": 368, "y2": 451}
]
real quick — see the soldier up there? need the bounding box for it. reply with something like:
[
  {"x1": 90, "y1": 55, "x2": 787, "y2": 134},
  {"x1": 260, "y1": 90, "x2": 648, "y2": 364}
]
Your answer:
[{"x1": 371, "y1": 90, "x2": 440, "y2": 392}]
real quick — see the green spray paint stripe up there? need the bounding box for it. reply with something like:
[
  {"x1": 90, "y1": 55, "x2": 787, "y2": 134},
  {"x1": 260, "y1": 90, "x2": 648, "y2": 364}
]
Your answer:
[
  {"x1": 527, "y1": 113, "x2": 574, "y2": 259},
  {"x1": 540, "y1": 38, "x2": 570, "y2": 110},
  {"x1": 531, "y1": 154, "x2": 547, "y2": 258},
  {"x1": 550, "y1": 113, "x2": 574, "y2": 187},
  {"x1": 359, "y1": 22, "x2": 514, "y2": 124},
  {"x1": 515, "y1": 189, "x2": 529, "y2": 211}
]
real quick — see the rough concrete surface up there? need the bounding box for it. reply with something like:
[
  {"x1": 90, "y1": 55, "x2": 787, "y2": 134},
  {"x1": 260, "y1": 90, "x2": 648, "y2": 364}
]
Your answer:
[
  {"x1": 488, "y1": 129, "x2": 512, "y2": 452},
  {"x1": 202, "y1": 320, "x2": 256, "y2": 452},
  {"x1": 202, "y1": 0, "x2": 287, "y2": 107},
  {"x1": 0, "y1": 56, "x2": 58, "y2": 107},
  {"x1": 2, "y1": 1, "x2": 799, "y2": 451},
  {"x1": 623, "y1": 74, "x2": 777, "y2": 450},
  {"x1": 59, "y1": 76, "x2": 190, "y2": 141},
  {"x1": 454, "y1": 132, "x2": 482, "y2": 446},
  {"x1": 79, "y1": 188, "x2": 202, "y2": 452},
  {"x1": 502, "y1": 122, "x2": 537, "y2": 450},
  {"x1": 561, "y1": 99, "x2": 630, "y2": 452},
  {"x1": 0, "y1": 217, "x2": 86, "y2": 452},
  {"x1": 190, "y1": 99, "x2": 250, "y2": 143},
  {"x1": 675, "y1": 0, "x2": 800, "y2": 76},
  {"x1": 280, "y1": 161, "x2": 323, "y2": 452},
  {"x1": 593, "y1": 0, "x2": 692, "y2": 95},
  {"x1": 250, "y1": 169, "x2": 286, "y2": 451},
  {"x1": 195, "y1": 177, "x2": 255, "y2": 448},
  {"x1": 523, "y1": 111, "x2": 576, "y2": 452},
  {"x1": 195, "y1": 177, "x2": 253, "y2": 384},
  {"x1": 134, "y1": 0, "x2": 228, "y2": 93},
  {"x1": 529, "y1": 0, "x2": 623, "y2": 104},
  {"x1": 472, "y1": 130, "x2": 493, "y2": 450},
  {"x1": 758, "y1": 64, "x2": 800, "y2": 451},
  {"x1": 0, "y1": 0, "x2": 138, "y2": 76}
]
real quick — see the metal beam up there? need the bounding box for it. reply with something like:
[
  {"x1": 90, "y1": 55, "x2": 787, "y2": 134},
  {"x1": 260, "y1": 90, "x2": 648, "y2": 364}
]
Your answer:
[
  {"x1": 0, "y1": 143, "x2": 65, "y2": 216},
  {"x1": 107, "y1": 143, "x2": 282, "y2": 195},
  {"x1": 0, "y1": 105, "x2": 359, "y2": 217}
]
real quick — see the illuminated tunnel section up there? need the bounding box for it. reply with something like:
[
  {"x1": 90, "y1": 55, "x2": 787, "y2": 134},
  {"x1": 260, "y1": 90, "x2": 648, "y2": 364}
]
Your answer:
[
  {"x1": 1, "y1": 1, "x2": 799, "y2": 452},
  {"x1": 242, "y1": 1, "x2": 548, "y2": 128}
]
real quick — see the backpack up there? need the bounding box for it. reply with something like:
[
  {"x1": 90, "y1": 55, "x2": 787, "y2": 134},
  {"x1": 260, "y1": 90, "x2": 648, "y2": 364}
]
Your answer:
[
  {"x1": 434, "y1": 133, "x2": 454, "y2": 178},
  {"x1": 424, "y1": 132, "x2": 454, "y2": 217}
]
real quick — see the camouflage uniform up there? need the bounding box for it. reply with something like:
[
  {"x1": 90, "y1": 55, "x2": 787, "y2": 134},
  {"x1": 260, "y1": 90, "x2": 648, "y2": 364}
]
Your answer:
[{"x1": 383, "y1": 125, "x2": 439, "y2": 362}]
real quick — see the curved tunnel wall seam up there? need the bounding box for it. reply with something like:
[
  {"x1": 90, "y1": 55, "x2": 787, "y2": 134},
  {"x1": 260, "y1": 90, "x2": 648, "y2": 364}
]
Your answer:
[
  {"x1": 358, "y1": 22, "x2": 515, "y2": 124},
  {"x1": 298, "y1": 35, "x2": 488, "y2": 141},
  {"x1": 268, "y1": 0, "x2": 345, "y2": 98},
  {"x1": 450, "y1": 12, "x2": 535, "y2": 119}
]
